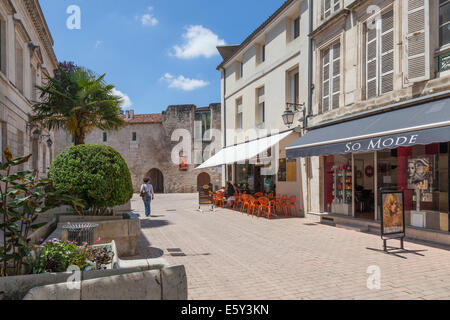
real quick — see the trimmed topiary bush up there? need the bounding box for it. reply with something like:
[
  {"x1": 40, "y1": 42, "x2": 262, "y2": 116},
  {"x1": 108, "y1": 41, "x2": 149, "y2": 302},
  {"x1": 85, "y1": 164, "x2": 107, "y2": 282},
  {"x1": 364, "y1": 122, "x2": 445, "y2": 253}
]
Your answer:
[{"x1": 49, "y1": 144, "x2": 133, "y2": 215}]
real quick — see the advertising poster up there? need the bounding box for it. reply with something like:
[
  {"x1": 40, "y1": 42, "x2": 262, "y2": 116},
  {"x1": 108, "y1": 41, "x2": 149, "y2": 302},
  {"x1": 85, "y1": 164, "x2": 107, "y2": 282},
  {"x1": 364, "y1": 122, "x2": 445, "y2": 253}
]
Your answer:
[
  {"x1": 381, "y1": 191, "x2": 405, "y2": 235},
  {"x1": 407, "y1": 157, "x2": 433, "y2": 191}
]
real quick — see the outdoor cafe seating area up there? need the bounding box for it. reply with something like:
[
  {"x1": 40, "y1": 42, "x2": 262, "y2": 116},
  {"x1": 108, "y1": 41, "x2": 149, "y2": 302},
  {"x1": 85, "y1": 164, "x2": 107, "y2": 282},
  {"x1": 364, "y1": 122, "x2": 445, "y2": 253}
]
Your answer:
[{"x1": 212, "y1": 191, "x2": 298, "y2": 219}]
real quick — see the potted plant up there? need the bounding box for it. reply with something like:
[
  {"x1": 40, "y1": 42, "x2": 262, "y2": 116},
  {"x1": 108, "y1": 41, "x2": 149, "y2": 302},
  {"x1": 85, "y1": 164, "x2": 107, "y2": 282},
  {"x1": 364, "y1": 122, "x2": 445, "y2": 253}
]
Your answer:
[{"x1": 48, "y1": 145, "x2": 139, "y2": 256}]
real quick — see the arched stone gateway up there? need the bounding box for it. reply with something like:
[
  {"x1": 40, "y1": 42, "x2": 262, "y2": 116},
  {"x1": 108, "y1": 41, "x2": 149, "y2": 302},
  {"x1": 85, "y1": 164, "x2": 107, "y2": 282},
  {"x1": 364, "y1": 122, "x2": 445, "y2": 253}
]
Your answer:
[
  {"x1": 147, "y1": 168, "x2": 164, "y2": 193},
  {"x1": 197, "y1": 172, "x2": 211, "y2": 191}
]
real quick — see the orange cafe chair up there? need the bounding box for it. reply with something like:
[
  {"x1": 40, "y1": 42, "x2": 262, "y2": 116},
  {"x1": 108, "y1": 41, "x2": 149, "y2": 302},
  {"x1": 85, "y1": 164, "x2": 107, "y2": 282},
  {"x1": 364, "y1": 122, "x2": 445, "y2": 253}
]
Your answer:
[
  {"x1": 241, "y1": 194, "x2": 251, "y2": 214},
  {"x1": 281, "y1": 195, "x2": 298, "y2": 216},
  {"x1": 257, "y1": 197, "x2": 276, "y2": 219}
]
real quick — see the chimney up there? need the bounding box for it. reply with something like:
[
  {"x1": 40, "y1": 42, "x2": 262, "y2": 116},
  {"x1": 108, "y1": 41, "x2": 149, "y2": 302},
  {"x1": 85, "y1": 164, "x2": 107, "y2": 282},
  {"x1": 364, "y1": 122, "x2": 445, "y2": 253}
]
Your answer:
[{"x1": 125, "y1": 110, "x2": 134, "y2": 120}]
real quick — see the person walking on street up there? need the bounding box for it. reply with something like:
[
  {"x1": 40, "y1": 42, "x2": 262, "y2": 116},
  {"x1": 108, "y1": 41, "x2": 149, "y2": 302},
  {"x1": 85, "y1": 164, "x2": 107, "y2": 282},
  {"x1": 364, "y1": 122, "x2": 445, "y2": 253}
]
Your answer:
[{"x1": 140, "y1": 178, "x2": 155, "y2": 217}]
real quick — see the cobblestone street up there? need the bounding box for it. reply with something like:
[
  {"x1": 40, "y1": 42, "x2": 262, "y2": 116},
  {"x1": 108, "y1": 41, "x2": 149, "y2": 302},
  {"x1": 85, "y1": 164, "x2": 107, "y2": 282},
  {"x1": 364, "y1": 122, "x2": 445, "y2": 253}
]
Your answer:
[{"x1": 132, "y1": 194, "x2": 450, "y2": 300}]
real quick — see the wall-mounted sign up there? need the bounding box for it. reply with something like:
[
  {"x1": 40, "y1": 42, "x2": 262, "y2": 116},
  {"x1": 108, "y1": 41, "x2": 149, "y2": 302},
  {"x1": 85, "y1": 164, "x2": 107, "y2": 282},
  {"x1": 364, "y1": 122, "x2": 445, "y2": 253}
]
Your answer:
[
  {"x1": 345, "y1": 134, "x2": 419, "y2": 153},
  {"x1": 179, "y1": 151, "x2": 188, "y2": 171},
  {"x1": 381, "y1": 191, "x2": 405, "y2": 236}
]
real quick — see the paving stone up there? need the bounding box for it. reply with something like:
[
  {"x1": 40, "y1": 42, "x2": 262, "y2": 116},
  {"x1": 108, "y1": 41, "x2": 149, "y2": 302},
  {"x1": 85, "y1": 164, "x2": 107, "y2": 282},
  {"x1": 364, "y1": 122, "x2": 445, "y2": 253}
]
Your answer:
[{"x1": 133, "y1": 194, "x2": 450, "y2": 300}]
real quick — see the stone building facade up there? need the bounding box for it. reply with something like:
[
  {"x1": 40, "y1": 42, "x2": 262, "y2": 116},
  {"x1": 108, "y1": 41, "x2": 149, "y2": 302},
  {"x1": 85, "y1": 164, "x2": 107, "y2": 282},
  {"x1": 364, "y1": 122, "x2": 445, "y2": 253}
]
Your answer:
[
  {"x1": 286, "y1": 0, "x2": 450, "y2": 244},
  {"x1": 0, "y1": 0, "x2": 57, "y2": 175},
  {"x1": 54, "y1": 103, "x2": 222, "y2": 194},
  {"x1": 198, "y1": 0, "x2": 308, "y2": 213}
]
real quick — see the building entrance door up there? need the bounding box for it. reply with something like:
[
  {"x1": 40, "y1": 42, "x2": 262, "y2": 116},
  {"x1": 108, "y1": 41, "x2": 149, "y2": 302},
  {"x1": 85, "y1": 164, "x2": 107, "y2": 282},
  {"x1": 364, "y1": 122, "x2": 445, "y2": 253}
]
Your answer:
[
  {"x1": 148, "y1": 169, "x2": 164, "y2": 193},
  {"x1": 354, "y1": 153, "x2": 375, "y2": 220}
]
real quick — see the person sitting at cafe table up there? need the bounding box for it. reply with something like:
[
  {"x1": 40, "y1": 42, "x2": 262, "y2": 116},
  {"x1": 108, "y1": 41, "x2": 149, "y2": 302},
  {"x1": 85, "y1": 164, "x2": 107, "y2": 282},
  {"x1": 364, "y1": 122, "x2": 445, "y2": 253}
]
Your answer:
[{"x1": 226, "y1": 181, "x2": 236, "y2": 208}]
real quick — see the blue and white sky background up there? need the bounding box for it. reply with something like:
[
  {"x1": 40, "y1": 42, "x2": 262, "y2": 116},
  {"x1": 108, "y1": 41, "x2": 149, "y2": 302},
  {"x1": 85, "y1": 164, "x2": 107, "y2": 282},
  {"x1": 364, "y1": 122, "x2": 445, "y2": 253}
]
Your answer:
[{"x1": 40, "y1": 0, "x2": 285, "y2": 114}]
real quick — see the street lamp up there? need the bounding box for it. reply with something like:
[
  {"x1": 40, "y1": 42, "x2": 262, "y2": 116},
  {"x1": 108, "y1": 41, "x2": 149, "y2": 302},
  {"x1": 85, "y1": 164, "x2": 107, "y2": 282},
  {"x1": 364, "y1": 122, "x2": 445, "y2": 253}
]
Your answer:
[
  {"x1": 282, "y1": 103, "x2": 306, "y2": 128},
  {"x1": 32, "y1": 129, "x2": 41, "y2": 140},
  {"x1": 46, "y1": 138, "x2": 53, "y2": 148},
  {"x1": 31, "y1": 129, "x2": 53, "y2": 148}
]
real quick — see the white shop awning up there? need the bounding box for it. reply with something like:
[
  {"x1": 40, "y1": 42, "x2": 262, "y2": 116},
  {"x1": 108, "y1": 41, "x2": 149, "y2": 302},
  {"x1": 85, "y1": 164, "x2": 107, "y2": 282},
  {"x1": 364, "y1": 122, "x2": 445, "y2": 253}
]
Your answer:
[{"x1": 196, "y1": 130, "x2": 293, "y2": 169}]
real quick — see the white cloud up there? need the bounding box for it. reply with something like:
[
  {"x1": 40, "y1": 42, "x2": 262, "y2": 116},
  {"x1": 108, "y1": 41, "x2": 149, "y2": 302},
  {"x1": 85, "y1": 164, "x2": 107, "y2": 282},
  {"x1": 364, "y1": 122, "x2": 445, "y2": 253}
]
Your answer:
[
  {"x1": 172, "y1": 25, "x2": 226, "y2": 59},
  {"x1": 161, "y1": 73, "x2": 209, "y2": 91},
  {"x1": 94, "y1": 40, "x2": 103, "y2": 48},
  {"x1": 112, "y1": 88, "x2": 133, "y2": 109},
  {"x1": 140, "y1": 6, "x2": 158, "y2": 26}
]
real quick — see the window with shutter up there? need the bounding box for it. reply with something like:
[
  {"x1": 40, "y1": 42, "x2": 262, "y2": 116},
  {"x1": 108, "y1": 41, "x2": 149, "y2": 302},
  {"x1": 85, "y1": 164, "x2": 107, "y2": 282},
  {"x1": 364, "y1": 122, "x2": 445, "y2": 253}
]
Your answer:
[
  {"x1": 366, "y1": 10, "x2": 394, "y2": 99},
  {"x1": 404, "y1": 0, "x2": 431, "y2": 82},
  {"x1": 322, "y1": 43, "x2": 340, "y2": 113}
]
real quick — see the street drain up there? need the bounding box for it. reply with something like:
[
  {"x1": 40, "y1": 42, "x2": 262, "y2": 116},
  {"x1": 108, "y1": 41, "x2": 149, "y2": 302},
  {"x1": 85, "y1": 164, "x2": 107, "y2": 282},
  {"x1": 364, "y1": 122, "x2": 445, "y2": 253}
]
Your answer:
[
  {"x1": 167, "y1": 248, "x2": 186, "y2": 257},
  {"x1": 170, "y1": 253, "x2": 187, "y2": 257},
  {"x1": 166, "y1": 209, "x2": 177, "y2": 212}
]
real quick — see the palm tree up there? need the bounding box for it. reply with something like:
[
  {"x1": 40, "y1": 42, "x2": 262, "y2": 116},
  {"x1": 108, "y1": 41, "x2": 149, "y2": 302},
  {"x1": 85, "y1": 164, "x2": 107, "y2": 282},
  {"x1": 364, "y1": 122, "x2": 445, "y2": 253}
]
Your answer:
[{"x1": 31, "y1": 66, "x2": 125, "y2": 145}]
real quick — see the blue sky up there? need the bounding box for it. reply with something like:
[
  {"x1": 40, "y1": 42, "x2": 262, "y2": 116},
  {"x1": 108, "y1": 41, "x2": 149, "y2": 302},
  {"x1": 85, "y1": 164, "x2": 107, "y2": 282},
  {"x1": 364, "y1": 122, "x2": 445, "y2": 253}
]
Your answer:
[{"x1": 40, "y1": 0, "x2": 285, "y2": 115}]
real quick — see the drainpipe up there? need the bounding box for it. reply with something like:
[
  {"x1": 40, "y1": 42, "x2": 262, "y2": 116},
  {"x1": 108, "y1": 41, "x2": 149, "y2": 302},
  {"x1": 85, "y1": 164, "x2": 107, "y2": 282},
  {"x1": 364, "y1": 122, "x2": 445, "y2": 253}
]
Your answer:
[
  {"x1": 306, "y1": 0, "x2": 313, "y2": 128},
  {"x1": 220, "y1": 66, "x2": 227, "y2": 185},
  {"x1": 305, "y1": 0, "x2": 313, "y2": 215}
]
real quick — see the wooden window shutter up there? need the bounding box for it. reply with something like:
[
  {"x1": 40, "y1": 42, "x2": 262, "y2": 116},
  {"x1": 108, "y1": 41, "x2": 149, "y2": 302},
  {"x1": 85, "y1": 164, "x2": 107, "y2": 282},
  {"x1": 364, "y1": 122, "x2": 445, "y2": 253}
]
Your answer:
[
  {"x1": 322, "y1": 48, "x2": 331, "y2": 112},
  {"x1": 331, "y1": 43, "x2": 341, "y2": 109},
  {"x1": 322, "y1": 43, "x2": 340, "y2": 112},
  {"x1": 381, "y1": 10, "x2": 394, "y2": 94},
  {"x1": 404, "y1": 0, "x2": 431, "y2": 83},
  {"x1": 366, "y1": 21, "x2": 378, "y2": 100}
]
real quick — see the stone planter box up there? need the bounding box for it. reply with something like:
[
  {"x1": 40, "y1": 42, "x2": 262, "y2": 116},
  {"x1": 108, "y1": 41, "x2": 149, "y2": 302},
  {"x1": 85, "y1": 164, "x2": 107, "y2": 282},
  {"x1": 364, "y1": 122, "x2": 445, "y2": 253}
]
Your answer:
[
  {"x1": 49, "y1": 213, "x2": 141, "y2": 257},
  {"x1": 0, "y1": 241, "x2": 187, "y2": 300}
]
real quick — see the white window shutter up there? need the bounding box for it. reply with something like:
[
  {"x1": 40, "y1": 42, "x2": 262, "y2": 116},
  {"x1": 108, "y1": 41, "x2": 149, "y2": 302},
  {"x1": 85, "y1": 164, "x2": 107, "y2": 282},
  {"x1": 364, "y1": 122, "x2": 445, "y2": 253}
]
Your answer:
[
  {"x1": 381, "y1": 10, "x2": 394, "y2": 94},
  {"x1": 404, "y1": 0, "x2": 431, "y2": 83},
  {"x1": 322, "y1": 48, "x2": 330, "y2": 112},
  {"x1": 331, "y1": 43, "x2": 341, "y2": 109},
  {"x1": 366, "y1": 20, "x2": 379, "y2": 99}
]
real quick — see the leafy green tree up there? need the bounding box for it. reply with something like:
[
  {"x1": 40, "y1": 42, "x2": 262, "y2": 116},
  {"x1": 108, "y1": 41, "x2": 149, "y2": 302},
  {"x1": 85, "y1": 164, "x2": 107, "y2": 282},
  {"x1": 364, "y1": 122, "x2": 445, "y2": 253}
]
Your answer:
[
  {"x1": 31, "y1": 66, "x2": 125, "y2": 145},
  {"x1": 48, "y1": 145, "x2": 133, "y2": 216}
]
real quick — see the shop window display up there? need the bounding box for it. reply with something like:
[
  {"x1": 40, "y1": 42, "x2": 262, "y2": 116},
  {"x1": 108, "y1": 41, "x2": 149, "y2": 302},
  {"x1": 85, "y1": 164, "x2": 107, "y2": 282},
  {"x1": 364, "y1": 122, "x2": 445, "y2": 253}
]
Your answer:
[
  {"x1": 324, "y1": 154, "x2": 352, "y2": 215},
  {"x1": 378, "y1": 143, "x2": 449, "y2": 232}
]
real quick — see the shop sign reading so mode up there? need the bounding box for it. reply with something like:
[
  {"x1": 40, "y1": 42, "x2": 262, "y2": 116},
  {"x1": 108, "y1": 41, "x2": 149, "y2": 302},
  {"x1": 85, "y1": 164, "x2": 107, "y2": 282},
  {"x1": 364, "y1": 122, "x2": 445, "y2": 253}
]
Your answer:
[{"x1": 345, "y1": 134, "x2": 419, "y2": 153}]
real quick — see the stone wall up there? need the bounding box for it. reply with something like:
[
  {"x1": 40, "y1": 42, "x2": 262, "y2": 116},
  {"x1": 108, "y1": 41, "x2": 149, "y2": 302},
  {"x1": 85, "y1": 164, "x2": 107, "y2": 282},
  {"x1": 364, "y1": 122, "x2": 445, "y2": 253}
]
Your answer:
[{"x1": 54, "y1": 104, "x2": 222, "y2": 193}]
